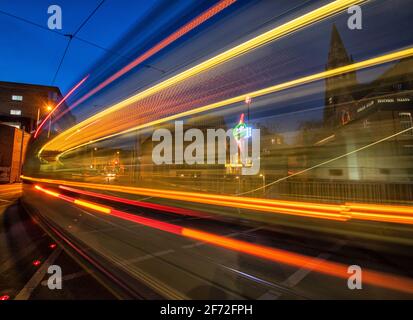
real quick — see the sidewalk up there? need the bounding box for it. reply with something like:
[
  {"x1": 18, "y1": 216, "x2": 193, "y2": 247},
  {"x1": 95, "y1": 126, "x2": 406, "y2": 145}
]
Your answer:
[{"x1": 0, "y1": 183, "x2": 22, "y2": 204}]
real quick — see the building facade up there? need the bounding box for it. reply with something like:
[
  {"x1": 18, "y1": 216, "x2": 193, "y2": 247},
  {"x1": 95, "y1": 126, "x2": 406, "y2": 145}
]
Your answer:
[{"x1": 0, "y1": 81, "x2": 62, "y2": 133}]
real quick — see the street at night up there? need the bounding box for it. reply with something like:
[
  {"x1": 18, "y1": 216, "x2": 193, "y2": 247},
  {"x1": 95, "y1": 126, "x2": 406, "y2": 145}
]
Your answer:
[{"x1": 1, "y1": 0, "x2": 413, "y2": 312}]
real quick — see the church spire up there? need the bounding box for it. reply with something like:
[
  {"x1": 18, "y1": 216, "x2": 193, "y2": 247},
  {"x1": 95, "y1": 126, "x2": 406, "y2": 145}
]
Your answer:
[
  {"x1": 324, "y1": 24, "x2": 357, "y2": 127},
  {"x1": 326, "y1": 24, "x2": 353, "y2": 70}
]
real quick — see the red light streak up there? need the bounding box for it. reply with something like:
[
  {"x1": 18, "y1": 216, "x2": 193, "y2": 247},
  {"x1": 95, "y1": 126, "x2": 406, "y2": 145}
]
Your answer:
[
  {"x1": 52, "y1": 0, "x2": 236, "y2": 122},
  {"x1": 58, "y1": 185, "x2": 207, "y2": 217},
  {"x1": 110, "y1": 209, "x2": 183, "y2": 235},
  {"x1": 33, "y1": 260, "x2": 41, "y2": 267},
  {"x1": 28, "y1": 177, "x2": 413, "y2": 225},
  {"x1": 0, "y1": 295, "x2": 10, "y2": 301},
  {"x1": 33, "y1": 184, "x2": 413, "y2": 294},
  {"x1": 34, "y1": 75, "x2": 89, "y2": 138},
  {"x1": 49, "y1": 243, "x2": 57, "y2": 249}
]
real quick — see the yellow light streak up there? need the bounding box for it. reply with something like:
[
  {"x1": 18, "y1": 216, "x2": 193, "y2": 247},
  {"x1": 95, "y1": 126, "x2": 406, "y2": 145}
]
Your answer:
[
  {"x1": 34, "y1": 185, "x2": 60, "y2": 197},
  {"x1": 73, "y1": 199, "x2": 112, "y2": 214},
  {"x1": 53, "y1": 45, "x2": 413, "y2": 160}
]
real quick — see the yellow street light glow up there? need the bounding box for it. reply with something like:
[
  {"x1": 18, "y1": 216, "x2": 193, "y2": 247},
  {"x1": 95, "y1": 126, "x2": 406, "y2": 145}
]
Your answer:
[{"x1": 39, "y1": 0, "x2": 367, "y2": 156}]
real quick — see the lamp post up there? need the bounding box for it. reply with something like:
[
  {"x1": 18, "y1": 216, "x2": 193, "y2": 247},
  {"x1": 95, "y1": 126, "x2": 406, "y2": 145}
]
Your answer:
[{"x1": 17, "y1": 126, "x2": 25, "y2": 182}]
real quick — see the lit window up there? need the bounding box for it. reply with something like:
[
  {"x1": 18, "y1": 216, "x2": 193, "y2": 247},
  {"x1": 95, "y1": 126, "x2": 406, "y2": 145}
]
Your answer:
[
  {"x1": 10, "y1": 109, "x2": 22, "y2": 115},
  {"x1": 12, "y1": 95, "x2": 23, "y2": 101}
]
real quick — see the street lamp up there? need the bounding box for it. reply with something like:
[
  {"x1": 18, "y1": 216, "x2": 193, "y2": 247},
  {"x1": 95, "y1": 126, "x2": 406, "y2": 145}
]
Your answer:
[{"x1": 46, "y1": 106, "x2": 53, "y2": 138}]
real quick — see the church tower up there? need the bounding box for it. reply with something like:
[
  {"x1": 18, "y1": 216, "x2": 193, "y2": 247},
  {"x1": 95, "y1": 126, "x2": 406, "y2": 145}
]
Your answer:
[{"x1": 324, "y1": 24, "x2": 357, "y2": 128}]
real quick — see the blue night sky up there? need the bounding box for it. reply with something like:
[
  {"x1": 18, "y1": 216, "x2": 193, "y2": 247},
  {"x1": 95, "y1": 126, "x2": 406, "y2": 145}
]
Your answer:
[{"x1": 0, "y1": 0, "x2": 167, "y2": 92}]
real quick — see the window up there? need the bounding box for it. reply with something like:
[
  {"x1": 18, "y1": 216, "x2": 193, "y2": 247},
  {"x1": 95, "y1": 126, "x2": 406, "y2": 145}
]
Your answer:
[
  {"x1": 399, "y1": 112, "x2": 413, "y2": 136},
  {"x1": 10, "y1": 109, "x2": 21, "y2": 116},
  {"x1": 11, "y1": 95, "x2": 23, "y2": 101}
]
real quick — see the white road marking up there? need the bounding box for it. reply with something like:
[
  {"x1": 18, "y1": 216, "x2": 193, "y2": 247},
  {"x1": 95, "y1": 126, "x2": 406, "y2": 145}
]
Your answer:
[
  {"x1": 14, "y1": 248, "x2": 62, "y2": 300},
  {"x1": 40, "y1": 271, "x2": 87, "y2": 286}
]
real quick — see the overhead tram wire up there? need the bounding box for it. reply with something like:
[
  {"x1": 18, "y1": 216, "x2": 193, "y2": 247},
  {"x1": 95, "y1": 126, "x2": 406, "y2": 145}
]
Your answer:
[
  {"x1": 51, "y1": 40, "x2": 71, "y2": 85},
  {"x1": 0, "y1": 6, "x2": 166, "y2": 79},
  {"x1": 0, "y1": 8, "x2": 116, "y2": 57},
  {"x1": 51, "y1": 0, "x2": 106, "y2": 85}
]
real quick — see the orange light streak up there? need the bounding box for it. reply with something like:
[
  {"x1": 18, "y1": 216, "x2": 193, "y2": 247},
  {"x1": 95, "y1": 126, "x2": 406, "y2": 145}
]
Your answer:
[
  {"x1": 25, "y1": 177, "x2": 413, "y2": 225},
  {"x1": 182, "y1": 228, "x2": 413, "y2": 294}
]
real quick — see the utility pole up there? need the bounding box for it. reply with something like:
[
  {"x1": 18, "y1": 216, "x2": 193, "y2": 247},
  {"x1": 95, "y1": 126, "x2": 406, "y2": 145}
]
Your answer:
[{"x1": 245, "y1": 96, "x2": 251, "y2": 122}]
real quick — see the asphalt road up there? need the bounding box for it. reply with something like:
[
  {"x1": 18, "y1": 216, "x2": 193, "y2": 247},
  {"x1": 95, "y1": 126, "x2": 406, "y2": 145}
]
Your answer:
[{"x1": 21, "y1": 184, "x2": 413, "y2": 299}]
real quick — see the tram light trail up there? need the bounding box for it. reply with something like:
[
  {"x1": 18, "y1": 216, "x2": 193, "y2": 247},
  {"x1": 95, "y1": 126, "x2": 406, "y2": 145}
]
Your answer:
[
  {"x1": 11, "y1": 0, "x2": 413, "y2": 301},
  {"x1": 33, "y1": 184, "x2": 413, "y2": 294},
  {"x1": 52, "y1": 0, "x2": 237, "y2": 124},
  {"x1": 39, "y1": 0, "x2": 367, "y2": 156},
  {"x1": 58, "y1": 185, "x2": 210, "y2": 218},
  {"x1": 42, "y1": 46, "x2": 413, "y2": 158},
  {"x1": 25, "y1": 177, "x2": 413, "y2": 225}
]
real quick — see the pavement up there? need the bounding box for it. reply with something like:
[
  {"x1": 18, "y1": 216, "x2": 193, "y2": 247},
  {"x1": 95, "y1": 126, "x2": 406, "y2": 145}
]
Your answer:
[{"x1": 0, "y1": 183, "x2": 115, "y2": 300}]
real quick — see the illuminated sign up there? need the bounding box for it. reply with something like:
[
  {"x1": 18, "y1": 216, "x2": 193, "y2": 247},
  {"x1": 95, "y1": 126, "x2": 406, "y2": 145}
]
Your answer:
[{"x1": 232, "y1": 113, "x2": 252, "y2": 141}]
